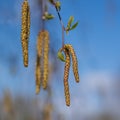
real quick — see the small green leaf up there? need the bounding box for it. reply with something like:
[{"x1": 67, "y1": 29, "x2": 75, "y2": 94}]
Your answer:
[
  {"x1": 70, "y1": 22, "x2": 78, "y2": 30},
  {"x1": 55, "y1": 1, "x2": 61, "y2": 11},
  {"x1": 67, "y1": 16, "x2": 74, "y2": 28},
  {"x1": 57, "y1": 51, "x2": 66, "y2": 62},
  {"x1": 45, "y1": 13, "x2": 54, "y2": 20}
]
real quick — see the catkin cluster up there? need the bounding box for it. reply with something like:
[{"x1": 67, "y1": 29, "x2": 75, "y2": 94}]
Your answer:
[
  {"x1": 21, "y1": 0, "x2": 30, "y2": 67},
  {"x1": 20, "y1": 0, "x2": 80, "y2": 107},
  {"x1": 64, "y1": 44, "x2": 80, "y2": 83},
  {"x1": 35, "y1": 30, "x2": 49, "y2": 94},
  {"x1": 60, "y1": 44, "x2": 80, "y2": 106}
]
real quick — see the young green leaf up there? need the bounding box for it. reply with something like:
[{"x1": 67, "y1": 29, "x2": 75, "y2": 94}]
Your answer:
[
  {"x1": 67, "y1": 16, "x2": 74, "y2": 28},
  {"x1": 70, "y1": 22, "x2": 78, "y2": 30},
  {"x1": 44, "y1": 13, "x2": 54, "y2": 20},
  {"x1": 57, "y1": 51, "x2": 66, "y2": 62}
]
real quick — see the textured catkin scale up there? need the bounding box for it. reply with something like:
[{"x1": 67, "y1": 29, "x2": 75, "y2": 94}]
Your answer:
[
  {"x1": 42, "y1": 31, "x2": 49, "y2": 89},
  {"x1": 35, "y1": 55, "x2": 41, "y2": 94},
  {"x1": 63, "y1": 49, "x2": 71, "y2": 106},
  {"x1": 36, "y1": 31, "x2": 45, "y2": 94},
  {"x1": 65, "y1": 44, "x2": 80, "y2": 83},
  {"x1": 27, "y1": 5, "x2": 30, "y2": 39},
  {"x1": 37, "y1": 31, "x2": 44, "y2": 57},
  {"x1": 21, "y1": 0, "x2": 30, "y2": 67}
]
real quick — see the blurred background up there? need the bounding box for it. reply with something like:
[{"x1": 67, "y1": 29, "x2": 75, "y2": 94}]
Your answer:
[{"x1": 0, "y1": 0, "x2": 120, "y2": 120}]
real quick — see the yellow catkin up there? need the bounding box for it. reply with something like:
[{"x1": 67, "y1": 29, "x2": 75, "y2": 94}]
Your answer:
[
  {"x1": 37, "y1": 31, "x2": 44, "y2": 57},
  {"x1": 63, "y1": 48, "x2": 71, "y2": 106},
  {"x1": 42, "y1": 31, "x2": 49, "y2": 89},
  {"x1": 21, "y1": 0, "x2": 30, "y2": 67},
  {"x1": 64, "y1": 44, "x2": 80, "y2": 83},
  {"x1": 35, "y1": 55, "x2": 41, "y2": 94},
  {"x1": 35, "y1": 31, "x2": 44, "y2": 94}
]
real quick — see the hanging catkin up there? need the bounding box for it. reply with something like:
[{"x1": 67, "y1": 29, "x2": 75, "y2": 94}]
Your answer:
[
  {"x1": 21, "y1": 0, "x2": 30, "y2": 67},
  {"x1": 64, "y1": 44, "x2": 80, "y2": 83},
  {"x1": 63, "y1": 48, "x2": 71, "y2": 106},
  {"x1": 35, "y1": 31, "x2": 45, "y2": 94},
  {"x1": 35, "y1": 55, "x2": 41, "y2": 94},
  {"x1": 42, "y1": 31, "x2": 49, "y2": 89},
  {"x1": 37, "y1": 31, "x2": 44, "y2": 57}
]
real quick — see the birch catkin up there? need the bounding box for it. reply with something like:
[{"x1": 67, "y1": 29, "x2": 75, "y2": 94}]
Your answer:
[
  {"x1": 35, "y1": 31, "x2": 44, "y2": 94},
  {"x1": 63, "y1": 49, "x2": 71, "y2": 106},
  {"x1": 64, "y1": 44, "x2": 80, "y2": 83},
  {"x1": 21, "y1": 0, "x2": 30, "y2": 67},
  {"x1": 37, "y1": 31, "x2": 44, "y2": 57},
  {"x1": 35, "y1": 55, "x2": 41, "y2": 94},
  {"x1": 43, "y1": 31, "x2": 49, "y2": 89}
]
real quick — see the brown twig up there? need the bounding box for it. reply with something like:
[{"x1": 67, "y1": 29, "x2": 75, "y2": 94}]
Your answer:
[
  {"x1": 41, "y1": 0, "x2": 45, "y2": 30},
  {"x1": 50, "y1": 0, "x2": 66, "y2": 48}
]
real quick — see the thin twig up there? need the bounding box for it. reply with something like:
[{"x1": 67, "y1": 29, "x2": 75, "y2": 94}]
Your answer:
[
  {"x1": 62, "y1": 26, "x2": 64, "y2": 48},
  {"x1": 41, "y1": 0, "x2": 45, "y2": 30},
  {"x1": 54, "y1": 6, "x2": 66, "y2": 48},
  {"x1": 55, "y1": 6, "x2": 66, "y2": 31},
  {"x1": 49, "y1": 0, "x2": 66, "y2": 47}
]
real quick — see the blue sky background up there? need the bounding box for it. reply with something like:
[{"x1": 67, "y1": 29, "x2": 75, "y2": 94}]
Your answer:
[{"x1": 0, "y1": 0, "x2": 120, "y2": 119}]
